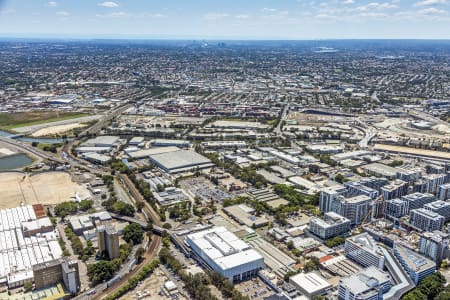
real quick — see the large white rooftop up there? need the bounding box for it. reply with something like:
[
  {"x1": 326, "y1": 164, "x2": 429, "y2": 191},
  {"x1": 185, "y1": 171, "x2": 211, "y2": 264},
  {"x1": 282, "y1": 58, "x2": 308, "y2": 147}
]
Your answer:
[
  {"x1": 290, "y1": 272, "x2": 331, "y2": 294},
  {"x1": 186, "y1": 226, "x2": 263, "y2": 271}
]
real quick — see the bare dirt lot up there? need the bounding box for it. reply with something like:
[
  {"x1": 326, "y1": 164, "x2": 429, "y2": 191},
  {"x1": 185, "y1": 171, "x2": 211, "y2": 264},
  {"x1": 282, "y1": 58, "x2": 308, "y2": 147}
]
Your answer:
[
  {"x1": 119, "y1": 267, "x2": 188, "y2": 300},
  {"x1": 0, "y1": 171, "x2": 90, "y2": 209},
  {"x1": 31, "y1": 123, "x2": 88, "y2": 137}
]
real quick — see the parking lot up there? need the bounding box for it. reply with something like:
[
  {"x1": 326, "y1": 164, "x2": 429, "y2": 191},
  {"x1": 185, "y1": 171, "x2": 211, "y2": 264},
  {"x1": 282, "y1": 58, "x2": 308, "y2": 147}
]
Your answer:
[
  {"x1": 179, "y1": 176, "x2": 232, "y2": 203},
  {"x1": 235, "y1": 277, "x2": 274, "y2": 300}
]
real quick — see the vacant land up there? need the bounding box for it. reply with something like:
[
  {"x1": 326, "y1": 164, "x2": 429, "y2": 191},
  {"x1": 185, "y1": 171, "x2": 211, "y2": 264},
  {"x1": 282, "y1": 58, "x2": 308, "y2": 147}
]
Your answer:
[
  {"x1": 0, "y1": 111, "x2": 88, "y2": 131},
  {"x1": 119, "y1": 267, "x2": 188, "y2": 300},
  {"x1": 31, "y1": 123, "x2": 88, "y2": 137},
  {"x1": 0, "y1": 171, "x2": 90, "y2": 209}
]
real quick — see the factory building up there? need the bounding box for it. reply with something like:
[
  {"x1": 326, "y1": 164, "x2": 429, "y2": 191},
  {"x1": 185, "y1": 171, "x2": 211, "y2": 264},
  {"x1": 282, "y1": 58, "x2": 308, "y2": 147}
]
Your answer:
[
  {"x1": 185, "y1": 227, "x2": 264, "y2": 282},
  {"x1": 345, "y1": 233, "x2": 385, "y2": 269},
  {"x1": 338, "y1": 266, "x2": 392, "y2": 300},
  {"x1": 150, "y1": 139, "x2": 191, "y2": 148},
  {"x1": 409, "y1": 208, "x2": 444, "y2": 232},
  {"x1": 309, "y1": 212, "x2": 351, "y2": 240},
  {"x1": 0, "y1": 205, "x2": 63, "y2": 289},
  {"x1": 289, "y1": 272, "x2": 332, "y2": 298},
  {"x1": 393, "y1": 244, "x2": 436, "y2": 285},
  {"x1": 154, "y1": 187, "x2": 189, "y2": 207},
  {"x1": 419, "y1": 231, "x2": 449, "y2": 265},
  {"x1": 361, "y1": 163, "x2": 398, "y2": 179},
  {"x1": 149, "y1": 149, "x2": 215, "y2": 174}
]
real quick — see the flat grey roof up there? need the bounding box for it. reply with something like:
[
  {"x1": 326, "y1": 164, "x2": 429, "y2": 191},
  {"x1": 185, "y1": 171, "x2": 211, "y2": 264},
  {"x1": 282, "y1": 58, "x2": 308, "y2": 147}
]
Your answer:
[{"x1": 150, "y1": 150, "x2": 213, "y2": 172}]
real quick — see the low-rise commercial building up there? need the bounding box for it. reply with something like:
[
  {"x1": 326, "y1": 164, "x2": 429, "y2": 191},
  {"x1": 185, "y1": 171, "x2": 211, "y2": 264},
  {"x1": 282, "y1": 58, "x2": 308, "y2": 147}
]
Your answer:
[
  {"x1": 338, "y1": 266, "x2": 392, "y2": 300},
  {"x1": 289, "y1": 272, "x2": 331, "y2": 298}
]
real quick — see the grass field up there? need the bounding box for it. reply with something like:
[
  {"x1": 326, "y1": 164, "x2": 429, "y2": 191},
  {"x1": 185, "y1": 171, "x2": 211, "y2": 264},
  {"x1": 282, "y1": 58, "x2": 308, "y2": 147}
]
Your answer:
[{"x1": 0, "y1": 111, "x2": 88, "y2": 130}]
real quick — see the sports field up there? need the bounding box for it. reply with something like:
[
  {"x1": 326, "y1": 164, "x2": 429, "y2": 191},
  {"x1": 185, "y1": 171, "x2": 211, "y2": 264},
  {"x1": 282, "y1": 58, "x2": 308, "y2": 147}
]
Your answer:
[{"x1": 0, "y1": 171, "x2": 90, "y2": 209}]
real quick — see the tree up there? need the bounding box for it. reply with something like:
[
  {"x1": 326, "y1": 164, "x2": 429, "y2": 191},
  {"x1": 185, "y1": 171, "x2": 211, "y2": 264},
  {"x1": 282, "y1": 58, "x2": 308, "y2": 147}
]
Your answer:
[
  {"x1": 23, "y1": 281, "x2": 33, "y2": 292},
  {"x1": 335, "y1": 173, "x2": 346, "y2": 184},
  {"x1": 135, "y1": 247, "x2": 145, "y2": 263},
  {"x1": 303, "y1": 259, "x2": 318, "y2": 273},
  {"x1": 87, "y1": 260, "x2": 119, "y2": 285},
  {"x1": 287, "y1": 240, "x2": 295, "y2": 250},
  {"x1": 123, "y1": 223, "x2": 144, "y2": 245}
]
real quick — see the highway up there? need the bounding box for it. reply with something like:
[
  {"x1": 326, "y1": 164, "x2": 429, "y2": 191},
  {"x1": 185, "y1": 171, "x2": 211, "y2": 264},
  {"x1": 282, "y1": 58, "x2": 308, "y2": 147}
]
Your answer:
[
  {"x1": 274, "y1": 102, "x2": 290, "y2": 136},
  {"x1": 0, "y1": 136, "x2": 65, "y2": 164}
]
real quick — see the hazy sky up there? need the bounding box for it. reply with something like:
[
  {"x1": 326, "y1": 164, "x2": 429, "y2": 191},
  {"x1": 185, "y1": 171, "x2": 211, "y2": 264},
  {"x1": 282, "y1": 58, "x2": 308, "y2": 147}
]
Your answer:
[{"x1": 0, "y1": 0, "x2": 450, "y2": 39}]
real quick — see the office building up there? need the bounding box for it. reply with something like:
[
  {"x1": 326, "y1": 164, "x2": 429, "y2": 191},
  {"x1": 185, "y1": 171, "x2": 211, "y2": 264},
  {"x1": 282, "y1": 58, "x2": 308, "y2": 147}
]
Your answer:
[
  {"x1": 344, "y1": 182, "x2": 379, "y2": 199},
  {"x1": 62, "y1": 260, "x2": 80, "y2": 295},
  {"x1": 290, "y1": 272, "x2": 332, "y2": 298},
  {"x1": 419, "y1": 231, "x2": 449, "y2": 264},
  {"x1": 319, "y1": 185, "x2": 346, "y2": 213},
  {"x1": 106, "y1": 227, "x2": 120, "y2": 260},
  {"x1": 97, "y1": 225, "x2": 106, "y2": 254},
  {"x1": 393, "y1": 243, "x2": 436, "y2": 285},
  {"x1": 345, "y1": 233, "x2": 385, "y2": 269},
  {"x1": 381, "y1": 180, "x2": 408, "y2": 200},
  {"x1": 409, "y1": 208, "x2": 445, "y2": 232},
  {"x1": 185, "y1": 226, "x2": 264, "y2": 282},
  {"x1": 97, "y1": 225, "x2": 120, "y2": 259},
  {"x1": 438, "y1": 183, "x2": 450, "y2": 201},
  {"x1": 338, "y1": 266, "x2": 392, "y2": 300},
  {"x1": 309, "y1": 212, "x2": 351, "y2": 240},
  {"x1": 338, "y1": 195, "x2": 372, "y2": 225},
  {"x1": 33, "y1": 258, "x2": 80, "y2": 294},
  {"x1": 424, "y1": 200, "x2": 450, "y2": 221},
  {"x1": 401, "y1": 193, "x2": 435, "y2": 213}
]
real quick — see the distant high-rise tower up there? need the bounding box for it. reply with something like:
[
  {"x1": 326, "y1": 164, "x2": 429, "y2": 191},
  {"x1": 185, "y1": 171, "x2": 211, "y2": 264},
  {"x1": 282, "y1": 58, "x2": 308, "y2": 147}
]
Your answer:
[{"x1": 105, "y1": 226, "x2": 120, "y2": 260}]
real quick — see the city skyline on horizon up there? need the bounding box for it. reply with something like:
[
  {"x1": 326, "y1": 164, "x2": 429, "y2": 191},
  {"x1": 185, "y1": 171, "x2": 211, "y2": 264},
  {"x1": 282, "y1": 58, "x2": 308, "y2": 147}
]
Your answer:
[{"x1": 1, "y1": 0, "x2": 450, "y2": 39}]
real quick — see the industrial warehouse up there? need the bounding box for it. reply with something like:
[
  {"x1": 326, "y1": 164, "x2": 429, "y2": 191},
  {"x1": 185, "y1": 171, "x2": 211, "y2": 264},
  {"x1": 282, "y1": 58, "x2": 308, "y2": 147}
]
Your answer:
[
  {"x1": 149, "y1": 149, "x2": 215, "y2": 174},
  {"x1": 0, "y1": 205, "x2": 63, "y2": 288},
  {"x1": 185, "y1": 226, "x2": 264, "y2": 282}
]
